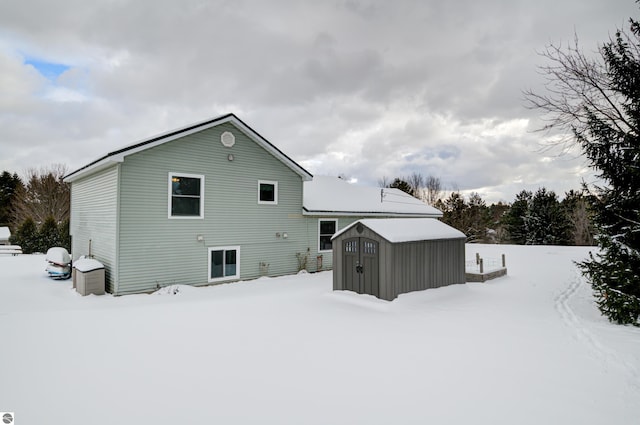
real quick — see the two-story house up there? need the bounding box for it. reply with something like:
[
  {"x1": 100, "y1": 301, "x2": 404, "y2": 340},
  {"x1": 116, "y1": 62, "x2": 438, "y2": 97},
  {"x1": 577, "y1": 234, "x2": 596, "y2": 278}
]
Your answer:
[{"x1": 65, "y1": 113, "x2": 441, "y2": 295}]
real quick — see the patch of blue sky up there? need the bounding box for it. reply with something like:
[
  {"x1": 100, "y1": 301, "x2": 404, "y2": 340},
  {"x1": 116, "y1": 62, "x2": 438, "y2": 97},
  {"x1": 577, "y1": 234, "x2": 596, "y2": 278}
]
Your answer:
[
  {"x1": 24, "y1": 58, "x2": 70, "y2": 81},
  {"x1": 404, "y1": 146, "x2": 461, "y2": 162}
]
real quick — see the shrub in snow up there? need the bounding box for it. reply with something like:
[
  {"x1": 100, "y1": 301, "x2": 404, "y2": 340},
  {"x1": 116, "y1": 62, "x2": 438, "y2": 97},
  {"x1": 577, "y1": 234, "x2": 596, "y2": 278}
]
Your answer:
[
  {"x1": 10, "y1": 217, "x2": 38, "y2": 254},
  {"x1": 38, "y1": 216, "x2": 61, "y2": 252}
]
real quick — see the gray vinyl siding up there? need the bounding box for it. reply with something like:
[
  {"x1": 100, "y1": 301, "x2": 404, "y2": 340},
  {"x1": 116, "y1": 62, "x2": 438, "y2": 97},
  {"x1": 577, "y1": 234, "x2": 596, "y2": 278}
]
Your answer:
[
  {"x1": 69, "y1": 165, "x2": 119, "y2": 292},
  {"x1": 115, "y1": 122, "x2": 308, "y2": 294},
  {"x1": 304, "y1": 216, "x2": 360, "y2": 272}
]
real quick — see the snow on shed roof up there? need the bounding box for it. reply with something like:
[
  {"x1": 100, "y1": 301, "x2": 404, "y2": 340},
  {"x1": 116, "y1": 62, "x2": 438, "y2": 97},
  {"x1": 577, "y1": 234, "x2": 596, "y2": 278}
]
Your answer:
[
  {"x1": 0, "y1": 227, "x2": 10, "y2": 241},
  {"x1": 303, "y1": 176, "x2": 442, "y2": 217},
  {"x1": 332, "y1": 218, "x2": 466, "y2": 243}
]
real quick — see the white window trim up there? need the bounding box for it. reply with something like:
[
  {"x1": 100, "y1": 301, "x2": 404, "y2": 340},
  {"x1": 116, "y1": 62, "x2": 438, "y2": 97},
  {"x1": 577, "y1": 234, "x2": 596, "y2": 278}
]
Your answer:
[
  {"x1": 208, "y1": 246, "x2": 241, "y2": 283},
  {"x1": 318, "y1": 219, "x2": 338, "y2": 253},
  {"x1": 168, "y1": 172, "x2": 205, "y2": 219},
  {"x1": 258, "y1": 180, "x2": 278, "y2": 205}
]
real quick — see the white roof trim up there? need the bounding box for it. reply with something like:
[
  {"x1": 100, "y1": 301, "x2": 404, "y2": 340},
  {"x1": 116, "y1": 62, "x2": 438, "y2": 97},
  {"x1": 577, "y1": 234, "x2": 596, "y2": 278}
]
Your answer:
[{"x1": 64, "y1": 114, "x2": 312, "y2": 183}]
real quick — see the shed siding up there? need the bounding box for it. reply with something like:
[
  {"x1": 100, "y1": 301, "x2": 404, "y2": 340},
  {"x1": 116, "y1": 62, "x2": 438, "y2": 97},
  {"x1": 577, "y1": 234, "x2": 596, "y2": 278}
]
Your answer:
[
  {"x1": 389, "y1": 239, "x2": 465, "y2": 299},
  {"x1": 69, "y1": 165, "x2": 119, "y2": 292},
  {"x1": 115, "y1": 122, "x2": 308, "y2": 294}
]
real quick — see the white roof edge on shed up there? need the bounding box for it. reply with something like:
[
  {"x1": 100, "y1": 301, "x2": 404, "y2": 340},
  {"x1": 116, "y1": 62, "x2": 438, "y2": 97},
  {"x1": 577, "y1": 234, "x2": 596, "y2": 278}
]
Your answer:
[
  {"x1": 64, "y1": 114, "x2": 313, "y2": 183},
  {"x1": 332, "y1": 218, "x2": 466, "y2": 243}
]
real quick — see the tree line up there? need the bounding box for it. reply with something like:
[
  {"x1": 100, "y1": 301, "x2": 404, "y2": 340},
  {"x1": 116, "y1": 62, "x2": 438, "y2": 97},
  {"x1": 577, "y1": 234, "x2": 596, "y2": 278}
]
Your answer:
[
  {"x1": 380, "y1": 174, "x2": 595, "y2": 246},
  {"x1": 0, "y1": 165, "x2": 70, "y2": 253}
]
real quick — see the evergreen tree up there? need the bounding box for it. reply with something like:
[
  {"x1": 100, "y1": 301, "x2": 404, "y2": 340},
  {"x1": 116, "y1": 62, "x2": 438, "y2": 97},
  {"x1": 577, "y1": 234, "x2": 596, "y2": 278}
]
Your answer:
[
  {"x1": 388, "y1": 178, "x2": 414, "y2": 197},
  {"x1": 0, "y1": 171, "x2": 23, "y2": 226},
  {"x1": 58, "y1": 218, "x2": 71, "y2": 252},
  {"x1": 487, "y1": 202, "x2": 510, "y2": 243},
  {"x1": 503, "y1": 190, "x2": 532, "y2": 244},
  {"x1": 525, "y1": 188, "x2": 571, "y2": 245},
  {"x1": 10, "y1": 217, "x2": 39, "y2": 254},
  {"x1": 526, "y1": 14, "x2": 640, "y2": 324},
  {"x1": 441, "y1": 191, "x2": 467, "y2": 235},
  {"x1": 38, "y1": 216, "x2": 60, "y2": 252},
  {"x1": 466, "y1": 192, "x2": 488, "y2": 242}
]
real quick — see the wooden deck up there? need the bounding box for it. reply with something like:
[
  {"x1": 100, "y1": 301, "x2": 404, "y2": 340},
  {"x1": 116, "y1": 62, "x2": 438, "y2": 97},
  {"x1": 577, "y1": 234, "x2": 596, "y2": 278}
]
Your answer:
[{"x1": 466, "y1": 267, "x2": 507, "y2": 282}]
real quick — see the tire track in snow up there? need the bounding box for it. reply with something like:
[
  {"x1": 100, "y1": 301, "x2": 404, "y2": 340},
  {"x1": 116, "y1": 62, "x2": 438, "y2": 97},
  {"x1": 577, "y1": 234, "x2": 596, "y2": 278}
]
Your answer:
[{"x1": 554, "y1": 269, "x2": 640, "y2": 391}]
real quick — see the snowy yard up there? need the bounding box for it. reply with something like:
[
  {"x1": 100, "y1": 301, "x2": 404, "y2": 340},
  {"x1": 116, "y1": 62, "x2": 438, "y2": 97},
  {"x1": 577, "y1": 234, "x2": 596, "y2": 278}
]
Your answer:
[{"x1": 1, "y1": 245, "x2": 639, "y2": 424}]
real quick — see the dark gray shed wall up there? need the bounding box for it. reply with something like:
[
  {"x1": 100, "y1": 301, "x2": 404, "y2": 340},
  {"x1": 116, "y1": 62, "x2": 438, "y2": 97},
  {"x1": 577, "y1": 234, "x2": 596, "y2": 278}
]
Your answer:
[
  {"x1": 333, "y1": 223, "x2": 466, "y2": 301},
  {"x1": 387, "y1": 238, "x2": 465, "y2": 299}
]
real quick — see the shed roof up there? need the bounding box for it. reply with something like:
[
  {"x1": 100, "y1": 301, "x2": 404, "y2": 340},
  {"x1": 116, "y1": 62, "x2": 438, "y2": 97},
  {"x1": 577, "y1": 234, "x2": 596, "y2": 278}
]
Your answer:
[
  {"x1": 304, "y1": 176, "x2": 442, "y2": 217},
  {"x1": 332, "y1": 218, "x2": 466, "y2": 243},
  {"x1": 0, "y1": 226, "x2": 10, "y2": 241},
  {"x1": 64, "y1": 113, "x2": 313, "y2": 183}
]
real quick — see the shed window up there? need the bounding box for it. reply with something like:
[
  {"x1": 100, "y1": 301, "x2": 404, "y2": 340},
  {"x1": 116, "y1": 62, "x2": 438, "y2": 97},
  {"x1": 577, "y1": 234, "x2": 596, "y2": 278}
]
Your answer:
[
  {"x1": 319, "y1": 219, "x2": 338, "y2": 252},
  {"x1": 169, "y1": 173, "x2": 204, "y2": 218},
  {"x1": 363, "y1": 240, "x2": 376, "y2": 254},
  {"x1": 258, "y1": 180, "x2": 278, "y2": 205},
  {"x1": 208, "y1": 246, "x2": 240, "y2": 282}
]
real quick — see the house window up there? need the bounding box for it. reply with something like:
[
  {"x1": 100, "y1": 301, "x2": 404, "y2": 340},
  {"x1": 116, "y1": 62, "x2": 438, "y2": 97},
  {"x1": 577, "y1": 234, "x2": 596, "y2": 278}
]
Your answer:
[
  {"x1": 169, "y1": 173, "x2": 204, "y2": 218},
  {"x1": 318, "y1": 219, "x2": 338, "y2": 252},
  {"x1": 258, "y1": 180, "x2": 278, "y2": 205},
  {"x1": 208, "y1": 246, "x2": 240, "y2": 282}
]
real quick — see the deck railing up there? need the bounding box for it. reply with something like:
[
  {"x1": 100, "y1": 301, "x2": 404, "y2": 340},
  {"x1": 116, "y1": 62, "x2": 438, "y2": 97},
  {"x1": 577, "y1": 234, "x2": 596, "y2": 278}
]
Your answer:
[{"x1": 465, "y1": 253, "x2": 506, "y2": 273}]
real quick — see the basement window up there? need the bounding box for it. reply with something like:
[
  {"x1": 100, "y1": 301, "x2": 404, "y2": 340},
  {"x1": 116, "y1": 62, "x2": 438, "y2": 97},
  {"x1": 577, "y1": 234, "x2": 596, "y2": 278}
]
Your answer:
[{"x1": 208, "y1": 246, "x2": 240, "y2": 282}]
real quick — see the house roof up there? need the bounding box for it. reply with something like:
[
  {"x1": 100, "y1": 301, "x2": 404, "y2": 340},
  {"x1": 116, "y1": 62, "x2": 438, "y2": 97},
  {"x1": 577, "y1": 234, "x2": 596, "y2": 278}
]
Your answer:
[
  {"x1": 0, "y1": 226, "x2": 10, "y2": 241},
  {"x1": 332, "y1": 218, "x2": 466, "y2": 243},
  {"x1": 64, "y1": 113, "x2": 313, "y2": 183},
  {"x1": 303, "y1": 176, "x2": 442, "y2": 217}
]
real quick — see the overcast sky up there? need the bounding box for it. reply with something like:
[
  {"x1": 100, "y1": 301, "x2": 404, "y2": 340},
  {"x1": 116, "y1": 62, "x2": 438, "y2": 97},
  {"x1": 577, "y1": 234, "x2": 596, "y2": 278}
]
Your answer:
[{"x1": 0, "y1": 0, "x2": 636, "y2": 202}]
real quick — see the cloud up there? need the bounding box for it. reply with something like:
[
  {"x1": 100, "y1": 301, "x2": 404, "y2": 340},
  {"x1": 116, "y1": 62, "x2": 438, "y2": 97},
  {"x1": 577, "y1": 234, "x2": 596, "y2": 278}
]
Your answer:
[{"x1": 0, "y1": 0, "x2": 636, "y2": 202}]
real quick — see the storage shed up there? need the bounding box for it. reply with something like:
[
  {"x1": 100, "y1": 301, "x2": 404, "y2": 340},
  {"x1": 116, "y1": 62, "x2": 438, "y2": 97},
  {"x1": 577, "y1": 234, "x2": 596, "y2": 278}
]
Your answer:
[{"x1": 332, "y1": 218, "x2": 466, "y2": 300}]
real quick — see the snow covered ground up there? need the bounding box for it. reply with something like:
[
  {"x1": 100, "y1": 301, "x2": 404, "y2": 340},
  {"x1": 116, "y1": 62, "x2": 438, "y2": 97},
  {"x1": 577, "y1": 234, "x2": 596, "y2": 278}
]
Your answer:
[{"x1": 1, "y1": 245, "x2": 639, "y2": 424}]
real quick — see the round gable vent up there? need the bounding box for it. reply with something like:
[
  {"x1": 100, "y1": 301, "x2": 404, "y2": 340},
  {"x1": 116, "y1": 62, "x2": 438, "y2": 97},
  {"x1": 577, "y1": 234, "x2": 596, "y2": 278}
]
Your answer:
[{"x1": 221, "y1": 131, "x2": 236, "y2": 147}]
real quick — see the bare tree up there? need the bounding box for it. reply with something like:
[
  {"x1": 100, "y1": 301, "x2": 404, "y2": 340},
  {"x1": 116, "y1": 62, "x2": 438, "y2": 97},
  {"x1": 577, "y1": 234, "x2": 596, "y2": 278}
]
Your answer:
[
  {"x1": 563, "y1": 190, "x2": 595, "y2": 246},
  {"x1": 378, "y1": 176, "x2": 391, "y2": 188},
  {"x1": 405, "y1": 172, "x2": 425, "y2": 201},
  {"x1": 524, "y1": 34, "x2": 636, "y2": 149},
  {"x1": 380, "y1": 173, "x2": 444, "y2": 205},
  {"x1": 424, "y1": 175, "x2": 443, "y2": 206},
  {"x1": 570, "y1": 197, "x2": 595, "y2": 246},
  {"x1": 10, "y1": 164, "x2": 70, "y2": 228}
]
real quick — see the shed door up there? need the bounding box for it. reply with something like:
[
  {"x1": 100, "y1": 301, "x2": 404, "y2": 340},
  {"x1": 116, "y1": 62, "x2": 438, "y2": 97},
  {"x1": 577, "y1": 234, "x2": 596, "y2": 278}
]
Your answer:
[{"x1": 343, "y1": 237, "x2": 379, "y2": 297}]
